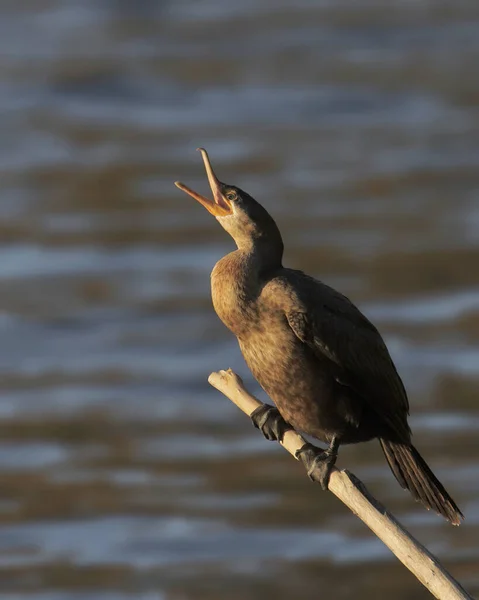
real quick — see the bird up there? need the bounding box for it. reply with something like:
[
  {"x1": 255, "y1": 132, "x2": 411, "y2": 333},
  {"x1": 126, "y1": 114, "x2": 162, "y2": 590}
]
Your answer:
[{"x1": 175, "y1": 148, "x2": 463, "y2": 526}]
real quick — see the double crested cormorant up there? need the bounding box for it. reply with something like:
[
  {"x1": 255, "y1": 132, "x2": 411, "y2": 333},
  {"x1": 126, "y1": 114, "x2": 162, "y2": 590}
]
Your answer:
[{"x1": 175, "y1": 148, "x2": 463, "y2": 525}]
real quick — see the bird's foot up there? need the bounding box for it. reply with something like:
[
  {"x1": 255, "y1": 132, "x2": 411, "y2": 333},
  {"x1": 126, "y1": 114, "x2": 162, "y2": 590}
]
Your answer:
[
  {"x1": 250, "y1": 404, "x2": 292, "y2": 442},
  {"x1": 295, "y1": 442, "x2": 338, "y2": 490}
]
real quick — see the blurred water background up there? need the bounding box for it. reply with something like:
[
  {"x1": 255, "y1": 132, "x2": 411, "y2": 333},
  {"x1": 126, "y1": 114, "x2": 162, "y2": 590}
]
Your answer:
[{"x1": 1, "y1": 1, "x2": 479, "y2": 598}]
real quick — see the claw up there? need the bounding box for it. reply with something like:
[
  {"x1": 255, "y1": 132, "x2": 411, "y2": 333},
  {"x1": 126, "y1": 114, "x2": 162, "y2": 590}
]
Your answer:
[
  {"x1": 296, "y1": 441, "x2": 339, "y2": 490},
  {"x1": 250, "y1": 404, "x2": 292, "y2": 442}
]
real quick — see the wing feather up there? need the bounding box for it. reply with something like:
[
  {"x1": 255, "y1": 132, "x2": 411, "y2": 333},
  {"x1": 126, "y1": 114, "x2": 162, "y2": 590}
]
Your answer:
[{"x1": 266, "y1": 270, "x2": 411, "y2": 441}]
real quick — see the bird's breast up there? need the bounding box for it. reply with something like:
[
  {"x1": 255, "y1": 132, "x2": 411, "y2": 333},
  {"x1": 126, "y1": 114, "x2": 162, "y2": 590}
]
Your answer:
[
  {"x1": 239, "y1": 317, "x2": 307, "y2": 383},
  {"x1": 210, "y1": 254, "x2": 261, "y2": 337}
]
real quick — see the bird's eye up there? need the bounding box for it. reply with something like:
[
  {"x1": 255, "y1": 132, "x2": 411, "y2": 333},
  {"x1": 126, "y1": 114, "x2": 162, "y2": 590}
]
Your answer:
[{"x1": 225, "y1": 192, "x2": 237, "y2": 201}]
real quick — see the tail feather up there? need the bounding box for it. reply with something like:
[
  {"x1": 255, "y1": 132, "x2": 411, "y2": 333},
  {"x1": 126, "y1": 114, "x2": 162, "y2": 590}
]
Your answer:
[
  {"x1": 380, "y1": 439, "x2": 463, "y2": 526},
  {"x1": 396, "y1": 444, "x2": 445, "y2": 517}
]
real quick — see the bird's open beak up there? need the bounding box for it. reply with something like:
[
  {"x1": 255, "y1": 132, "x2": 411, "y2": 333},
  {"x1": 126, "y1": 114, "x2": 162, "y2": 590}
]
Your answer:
[{"x1": 175, "y1": 148, "x2": 232, "y2": 217}]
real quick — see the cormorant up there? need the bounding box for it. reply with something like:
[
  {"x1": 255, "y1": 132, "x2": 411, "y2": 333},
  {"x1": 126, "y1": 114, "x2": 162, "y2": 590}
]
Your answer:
[{"x1": 175, "y1": 148, "x2": 463, "y2": 525}]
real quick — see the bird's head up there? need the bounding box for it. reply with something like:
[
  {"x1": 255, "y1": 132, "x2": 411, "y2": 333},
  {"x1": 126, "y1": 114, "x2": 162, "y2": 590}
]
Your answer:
[{"x1": 175, "y1": 148, "x2": 282, "y2": 253}]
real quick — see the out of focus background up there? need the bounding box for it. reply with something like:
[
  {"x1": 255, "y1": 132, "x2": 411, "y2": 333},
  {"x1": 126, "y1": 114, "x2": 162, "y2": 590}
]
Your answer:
[{"x1": 1, "y1": 1, "x2": 479, "y2": 599}]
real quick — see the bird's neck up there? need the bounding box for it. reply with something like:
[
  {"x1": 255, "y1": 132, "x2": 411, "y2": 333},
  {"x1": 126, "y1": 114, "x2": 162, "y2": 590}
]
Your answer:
[
  {"x1": 211, "y1": 238, "x2": 282, "y2": 336},
  {"x1": 234, "y1": 227, "x2": 284, "y2": 273}
]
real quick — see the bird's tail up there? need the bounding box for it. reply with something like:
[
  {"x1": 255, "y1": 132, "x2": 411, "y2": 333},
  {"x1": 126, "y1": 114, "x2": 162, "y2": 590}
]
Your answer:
[{"x1": 379, "y1": 439, "x2": 463, "y2": 526}]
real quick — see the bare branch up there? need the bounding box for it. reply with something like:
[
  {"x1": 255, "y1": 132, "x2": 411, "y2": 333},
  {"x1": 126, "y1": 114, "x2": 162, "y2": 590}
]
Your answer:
[{"x1": 208, "y1": 369, "x2": 472, "y2": 600}]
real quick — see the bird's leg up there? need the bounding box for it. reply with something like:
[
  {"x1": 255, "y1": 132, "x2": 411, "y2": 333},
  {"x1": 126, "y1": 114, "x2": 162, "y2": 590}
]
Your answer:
[
  {"x1": 295, "y1": 435, "x2": 340, "y2": 491},
  {"x1": 250, "y1": 403, "x2": 293, "y2": 443}
]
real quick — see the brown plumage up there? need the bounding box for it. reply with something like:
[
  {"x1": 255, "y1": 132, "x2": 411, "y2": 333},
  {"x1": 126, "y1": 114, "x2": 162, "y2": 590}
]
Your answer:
[{"x1": 175, "y1": 148, "x2": 463, "y2": 526}]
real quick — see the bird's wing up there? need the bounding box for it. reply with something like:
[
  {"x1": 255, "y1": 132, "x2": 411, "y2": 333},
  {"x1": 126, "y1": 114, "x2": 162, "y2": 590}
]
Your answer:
[{"x1": 264, "y1": 270, "x2": 411, "y2": 440}]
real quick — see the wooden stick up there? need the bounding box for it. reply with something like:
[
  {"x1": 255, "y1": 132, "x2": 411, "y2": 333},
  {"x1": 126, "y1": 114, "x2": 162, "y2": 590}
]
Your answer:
[{"x1": 208, "y1": 368, "x2": 472, "y2": 600}]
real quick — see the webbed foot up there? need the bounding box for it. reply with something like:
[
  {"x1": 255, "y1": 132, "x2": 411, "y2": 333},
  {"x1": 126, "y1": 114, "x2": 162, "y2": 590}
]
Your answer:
[
  {"x1": 250, "y1": 404, "x2": 292, "y2": 442},
  {"x1": 295, "y1": 441, "x2": 339, "y2": 490}
]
